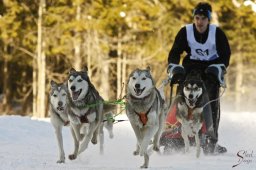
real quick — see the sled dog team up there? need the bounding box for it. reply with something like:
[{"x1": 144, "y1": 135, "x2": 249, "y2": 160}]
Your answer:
[{"x1": 49, "y1": 66, "x2": 217, "y2": 168}]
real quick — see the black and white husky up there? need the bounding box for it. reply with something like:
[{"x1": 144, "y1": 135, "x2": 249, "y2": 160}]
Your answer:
[
  {"x1": 173, "y1": 70, "x2": 206, "y2": 158},
  {"x1": 49, "y1": 80, "x2": 70, "y2": 163},
  {"x1": 126, "y1": 67, "x2": 167, "y2": 168},
  {"x1": 67, "y1": 67, "x2": 115, "y2": 160}
]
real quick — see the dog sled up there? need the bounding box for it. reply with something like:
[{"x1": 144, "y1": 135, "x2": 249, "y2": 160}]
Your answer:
[
  {"x1": 160, "y1": 95, "x2": 208, "y2": 153},
  {"x1": 160, "y1": 63, "x2": 226, "y2": 154},
  {"x1": 160, "y1": 79, "x2": 208, "y2": 153}
]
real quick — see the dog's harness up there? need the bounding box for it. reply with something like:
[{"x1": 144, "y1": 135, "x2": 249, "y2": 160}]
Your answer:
[
  {"x1": 127, "y1": 93, "x2": 152, "y2": 126},
  {"x1": 130, "y1": 88, "x2": 164, "y2": 126},
  {"x1": 79, "y1": 107, "x2": 94, "y2": 123},
  {"x1": 51, "y1": 105, "x2": 70, "y2": 126},
  {"x1": 56, "y1": 113, "x2": 70, "y2": 126},
  {"x1": 187, "y1": 107, "x2": 193, "y2": 120},
  {"x1": 134, "y1": 106, "x2": 152, "y2": 126},
  {"x1": 188, "y1": 108, "x2": 196, "y2": 135},
  {"x1": 187, "y1": 106, "x2": 204, "y2": 135}
]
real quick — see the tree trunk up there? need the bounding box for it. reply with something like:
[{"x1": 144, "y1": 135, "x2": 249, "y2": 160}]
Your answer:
[
  {"x1": 33, "y1": 54, "x2": 37, "y2": 116},
  {"x1": 86, "y1": 31, "x2": 92, "y2": 77},
  {"x1": 2, "y1": 52, "x2": 11, "y2": 114},
  {"x1": 101, "y1": 60, "x2": 110, "y2": 99},
  {"x1": 117, "y1": 29, "x2": 122, "y2": 101},
  {"x1": 35, "y1": 0, "x2": 46, "y2": 118},
  {"x1": 121, "y1": 54, "x2": 127, "y2": 98},
  {"x1": 73, "y1": 3, "x2": 81, "y2": 70}
]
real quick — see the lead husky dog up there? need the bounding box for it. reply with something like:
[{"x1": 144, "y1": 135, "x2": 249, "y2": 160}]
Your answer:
[
  {"x1": 49, "y1": 80, "x2": 70, "y2": 163},
  {"x1": 126, "y1": 67, "x2": 167, "y2": 168},
  {"x1": 173, "y1": 70, "x2": 205, "y2": 158},
  {"x1": 67, "y1": 67, "x2": 115, "y2": 160}
]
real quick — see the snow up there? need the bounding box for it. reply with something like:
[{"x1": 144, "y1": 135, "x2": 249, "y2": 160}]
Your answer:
[{"x1": 0, "y1": 112, "x2": 256, "y2": 170}]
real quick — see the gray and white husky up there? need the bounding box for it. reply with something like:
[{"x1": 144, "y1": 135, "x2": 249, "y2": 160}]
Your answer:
[
  {"x1": 173, "y1": 70, "x2": 205, "y2": 158},
  {"x1": 126, "y1": 67, "x2": 167, "y2": 168},
  {"x1": 49, "y1": 80, "x2": 70, "y2": 163},
  {"x1": 67, "y1": 67, "x2": 115, "y2": 160}
]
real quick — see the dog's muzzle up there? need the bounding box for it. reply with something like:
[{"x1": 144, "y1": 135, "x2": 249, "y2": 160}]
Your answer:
[
  {"x1": 70, "y1": 86, "x2": 82, "y2": 100},
  {"x1": 133, "y1": 84, "x2": 145, "y2": 96},
  {"x1": 57, "y1": 106, "x2": 65, "y2": 111},
  {"x1": 57, "y1": 101, "x2": 65, "y2": 111},
  {"x1": 185, "y1": 95, "x2": 198, "y2": 107}
]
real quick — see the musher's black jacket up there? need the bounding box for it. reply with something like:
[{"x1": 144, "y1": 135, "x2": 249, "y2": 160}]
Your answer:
[{"x1": 168, "y1": 24, "x2": 231, "y2": 70}]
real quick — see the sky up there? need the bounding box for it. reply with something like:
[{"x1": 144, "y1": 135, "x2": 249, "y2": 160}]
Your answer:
[{"x1": 0, "y1": 112, "x2": 256, "y2": 170}]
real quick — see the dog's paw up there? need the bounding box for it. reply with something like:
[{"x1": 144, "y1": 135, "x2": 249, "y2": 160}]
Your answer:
[
  {"x1": 68, "y1": 154, "x2": 77, "y2": 160},
  {"x1": 133, "y1": 150, "x2": 139, "y2": 155},
  {"x1": 153, "y1": 145, "x2": 160, "y2": 152},
  {"x1": 56, "y1": 159, "x2": 65, "y2": 163},
  {"x1": 140, "y1": 164, "x2": 148, "y2": 169},
  {"x1": 91, "y1": 138, "x2": 97, "y2": 145}
]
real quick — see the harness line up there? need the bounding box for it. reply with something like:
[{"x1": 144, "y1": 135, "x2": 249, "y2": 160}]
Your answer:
[
  {"x1": 75, "y1": 98, "x2": 126, "y2": 110},
  {"x1": 202, "y1": 87, "x2": 226, "y2": 109}
]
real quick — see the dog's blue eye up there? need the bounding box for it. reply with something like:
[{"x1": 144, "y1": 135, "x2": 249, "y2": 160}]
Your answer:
[
  {"x1": 142, "y1": 77, "x2": 146, "y2": 80},
  {"x1": 78, "y1": 79, "x2": 82, "y2": 82},
  {"x1": 132, "y1": 77, "x2": 136, "y2": 80},
  {"x1": 69, "y1": 79, "x2": 73, "y2": 83},
  {"x1": 53, "y1": 94, "x2": 57, "y2": 97}
]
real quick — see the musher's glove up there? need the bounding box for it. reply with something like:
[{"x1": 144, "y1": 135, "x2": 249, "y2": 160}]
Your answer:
[
  {"x1": 205, "y1": 64, "x2": 227, "y2": 88},
  {"x1": 167, "y1": 63, "x2": 185, "y2": 84}
]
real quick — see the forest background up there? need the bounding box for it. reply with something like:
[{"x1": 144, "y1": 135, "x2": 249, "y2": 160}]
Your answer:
[{"x1": 0, "y1": 0, "x2": 255, "y2": 118}]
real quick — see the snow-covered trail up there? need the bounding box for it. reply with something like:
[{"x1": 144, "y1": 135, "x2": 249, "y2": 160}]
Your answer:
[{"x1": 0, "y1": 112, "x2": 256, "y2": 170}]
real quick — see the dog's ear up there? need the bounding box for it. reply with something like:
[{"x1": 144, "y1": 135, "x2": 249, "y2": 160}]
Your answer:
[
  {"x1": 50, "y1": 80, "x2": 57, "y2": 87},
  {"x1": 70, "y1": 68, "x2": 76, "y2": 74},
  {"x1": 83, "y1": 66, "x2": 88, "y2": 72}
]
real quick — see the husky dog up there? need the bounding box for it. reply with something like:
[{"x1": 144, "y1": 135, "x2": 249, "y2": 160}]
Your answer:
[
  {"x1": 173, "y1": 70, "x2": 206, "y2": 158},
  {"x1": 49, "y1": 80, "x2": 70, "y2": 163},
  {"x1": 67, "y1": 67, "x2": 115, "y2": 160},
  {"x1": 126, "y1": 67, "x2": 166, "y2": 168}
]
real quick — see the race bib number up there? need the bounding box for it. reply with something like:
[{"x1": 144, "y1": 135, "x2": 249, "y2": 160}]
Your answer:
[{"x1": 195, "y1": 49, "x2": 209, "y2": 56}]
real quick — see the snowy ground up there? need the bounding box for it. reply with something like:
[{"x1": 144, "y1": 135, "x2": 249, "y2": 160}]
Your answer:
[{"x1": 0, "y1": 112, "x2": 256, "y2": 170}]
